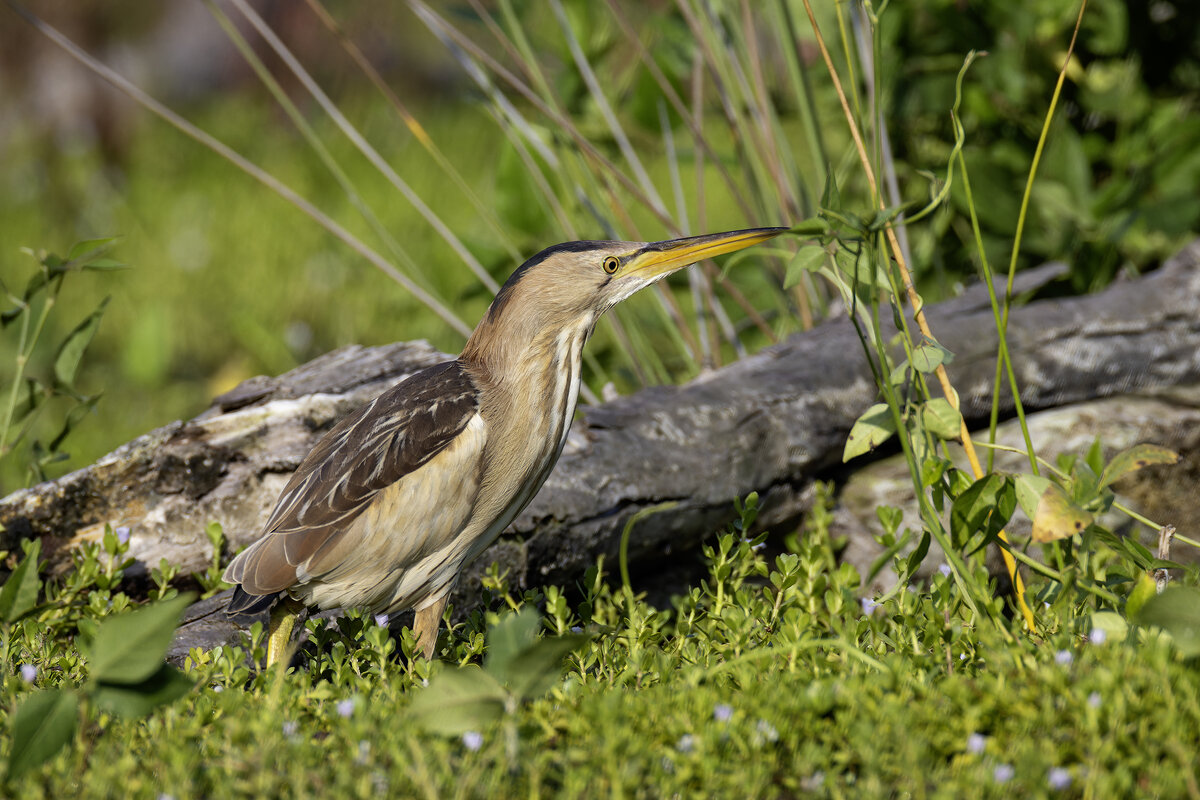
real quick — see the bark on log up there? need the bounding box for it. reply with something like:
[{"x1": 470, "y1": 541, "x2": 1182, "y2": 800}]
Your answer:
[{"x1": 3, "y1": 240, "x2": 1199, "y2": 612}]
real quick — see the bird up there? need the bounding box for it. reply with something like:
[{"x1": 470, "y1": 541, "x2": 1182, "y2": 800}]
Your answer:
[{"x1": 223, "y1": 226, "x2": 786, "y2": 666}]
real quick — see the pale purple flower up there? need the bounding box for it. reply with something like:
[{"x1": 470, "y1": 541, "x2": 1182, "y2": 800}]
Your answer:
[
  {"x1": 1054, "y1": 649, "x2": 1073, "y2": 666},
  {"x1": 373, "y1": 613, "x2": 389, "y2": 628},
  {"x1": 462, "y1": 731, "x2": 483, "y2": 751},
  {"x1": 282, "y1": 720, "x2": 298, "y2": 736},
  {"x1": 713, "y1": 703, "x2": 733, "y2": 722},
  {"x1": 937, "y1": 564, "x2": 952, "y2": 577},
  {"x1": 860, "y1": 597, "x2": 880, "y2": 615},
  {"x1": 966, "y1": 732, "x2": 986, "y2": 755},
  {"x1": 157, "y1": 795, "x2": 175, "y2": 800},
  {"x1": 676, "y1": 734, "x2": 696, "y2": 753},
  {"x1": 115, "y1": 526, "x2": 130, "y2": 545},
  {"x1": 994, "y1": 764, "x2": 1015, "y2": 783},
  {"x1": 1088, "y1": 691, "x2": 1102, "y2": 709},
  {"x1": 19, "y1": 664, "x2": 37, "y2": 683},
  {"x1": 570, "y1": 626, "x2": 583, "y2": 633},
  {"x1": 1089, "y1": 627, "x2": 1107, "y2": 645},
  {"x1": 1048, "y1": 767, "x2": 1071, "y2": 790},
  {"x1": 336, "y1": 698, "x2": 355, "y2": 718}
]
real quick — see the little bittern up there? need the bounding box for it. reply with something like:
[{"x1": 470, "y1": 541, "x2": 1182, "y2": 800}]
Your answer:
[{"x1": 224, "y1": 227, "x2": 785, "y2": 664}]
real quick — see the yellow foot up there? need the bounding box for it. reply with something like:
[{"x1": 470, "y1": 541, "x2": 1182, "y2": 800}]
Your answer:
[{"x1": 266, "y1": 597, "x2": 306, "y2": 668}]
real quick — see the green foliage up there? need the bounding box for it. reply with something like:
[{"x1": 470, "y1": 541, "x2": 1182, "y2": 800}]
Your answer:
[
  {"x1": 1, "y1": 542, "x2": 194, "y2": 783},
  {"x1": 0, "y1": 240, "x2": 121, "y2": 492}
]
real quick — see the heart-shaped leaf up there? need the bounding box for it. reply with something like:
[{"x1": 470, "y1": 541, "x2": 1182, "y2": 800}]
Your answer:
[
  {"x1": 93, "y1": 664, "x2": 194, "y2": 718},
  {"x1": 844, "y1": 404, "x2": 897, "y2": 462},
  {"x1": 86, "y1": 593, "x2": 194, "y2": 685},
  {"x1": 407, "y1": 666, "x2": 506, "y2": 736},
  {"x1": 1031, "y1": 484, "x2": 1094, "y2": 543},
  {"x1": 1099, "y1": 444, "x2": 1179, "y2": 487}
]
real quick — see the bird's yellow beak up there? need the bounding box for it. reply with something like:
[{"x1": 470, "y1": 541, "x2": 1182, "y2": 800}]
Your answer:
[{"x1": 621, "y1": 226, "x2": 787, "y2": 281}]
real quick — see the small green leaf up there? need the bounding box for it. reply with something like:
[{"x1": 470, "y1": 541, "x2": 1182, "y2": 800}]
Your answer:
[
  {"x1": 911, "y1": 341, "x2": 953, "y2": 373},
  {"x1": 505, "y1": 634, "x2": 590, "y2": 701},
  {"x1": 485, "y1": 607, "x2": 541, "y2": 685},
  {"x1": 787, "y1": 217, "x2": 829, "y2": 237},
  {"x1": 1031, "y1": 484, "x2": 1094, "y2": 543},
  {"x1": 53, "y1": 298, "x2": 110, "y2": 390},
  {"x1": 1133, "y1": 586, "x2": 1200, "y2": 658},
  {"x1": 949, "y1": 474, "x2": 1016, "y2": 550},
  {"x1": 1125, "y1": 572, "x2": 1158, "y2": 619},
  {"x1": 843, "y1": 404, "x2": 897, "y2": 462},
  {"x1": 0, "y1": 539, "x2": 42, "y2": 623},
  {"x1": 407, "y1": 666, "x2": 507, "y2": 735},
  {"x1": 921, "y1": 398, "x2": 962, "y2": 440},
  {"x1": 6, "y1": 689, "x2": 79, "y2": 782},
  {"x1": 93, "y1": 664, "x2": 194, "y2": 718},
  {"x1": 1099, "y1": 444, "x2": 1179, "y2": 487},
  {"x1": 784, "y1": 246, "x2": 826, "y2": 289},
  {"x1": 1089, "y1": 611, "x2": 1128, "y2": 643},
  {"x1": 66, "y1": 237, "x2": 118, "y2": 261},
  {"x1": 86, "y1": 593, "x2": 194, "y2": 684},
  {"x1": 1014, "y1": 474, "x2": 1053, "y2": 519},
  {"x1": 80, "y1": 258, "x2": 127, "y2": 271}
]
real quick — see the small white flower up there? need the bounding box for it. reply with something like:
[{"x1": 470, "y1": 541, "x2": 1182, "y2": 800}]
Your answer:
[
  {"x1": 282, "y1": 720, "x2": 298, "y2": 737},
  {"x1": 373, "y1": 613, "x2": 389, "y2": 628},
  {"x1": 462, "y1": 731, "x2": 483, "y2": 751},
  {"x1": 1054, "y1": 649, "x2": 1073, "y2": 666},
  {"x1": 966, "y1": 732, "x2": 986, "y2": 754},
  {"x1": 937, "y1": 564, "x2": 952, "y2": 577},
  {"x1": 213, "y1": 685, "x2": 224, "y2": 693},
  {"x1": 1088, "y1": 691, "x2": 1102, "y2": 709},
  {"x1": 115, "y1": 526, "x2": 131, "y2": 544},
  {"x1": 713, "y1": 704, "x2": 733, "y2": 722},
  {"x1": 355, "y1": 740, "x2": 370, "y2": 765},
  {"x1": 1048, "y1": 766, "x2": 1071, "y2": 790},
  {"x1": 336, "y1": 698, "x2": 355, "y2": 718},
  {"x1": 800, "y1": 771, "x2": 825, "y2": 791},
  {"x1": 19, "y1": 664, "x2": 37, "y2": 683},
  {"x1": 994, "y1": 764, "x2": 1015, "y2": 783},
  {"x1": 676, "y1": 734, "x2": 696, "y2": 753},
  {"x1": 157, "y1": 795, "x2": 175, "y2": 800},
  {"x1": 755, "y1": 719, "x2": 779, "y2": 743},
  {"x1": 1089, "y1": 627, "x2": 1107, "y2": 645}
]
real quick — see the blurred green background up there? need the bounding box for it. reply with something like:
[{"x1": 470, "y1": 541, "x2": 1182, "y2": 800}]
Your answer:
[{"x1": 1, "y1": 0, "x2": 1197, "y2": 494}]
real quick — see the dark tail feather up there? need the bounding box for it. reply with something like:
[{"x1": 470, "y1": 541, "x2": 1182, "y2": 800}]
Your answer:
[{"x1": 226, "y1": 585, "x2": 280, "y2": 619}]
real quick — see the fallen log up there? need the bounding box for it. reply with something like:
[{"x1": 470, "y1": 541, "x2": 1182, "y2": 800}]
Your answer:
[{"x1": 3, "y1": 240, "x2": 1199, "y2": 616}]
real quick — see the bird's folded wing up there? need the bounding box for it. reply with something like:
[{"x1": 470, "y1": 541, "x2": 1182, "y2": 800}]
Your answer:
[{"x1": 225, "y1": 360, "x2": 479, "y2": 593}]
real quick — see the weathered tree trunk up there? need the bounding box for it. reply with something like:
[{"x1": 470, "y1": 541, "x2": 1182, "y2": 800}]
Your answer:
[{"x1": 3, "y1": 241, "x2": 1199, "y2": 635}]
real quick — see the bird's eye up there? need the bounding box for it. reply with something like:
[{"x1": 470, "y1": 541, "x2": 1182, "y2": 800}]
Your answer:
[{"x1": 602, "y1": 256, "x2": 620, "y2": 274}]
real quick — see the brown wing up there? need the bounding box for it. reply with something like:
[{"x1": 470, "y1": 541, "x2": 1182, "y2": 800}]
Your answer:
[{"x1": 224, "y1": 360, "x2": 479, "y2": 596}]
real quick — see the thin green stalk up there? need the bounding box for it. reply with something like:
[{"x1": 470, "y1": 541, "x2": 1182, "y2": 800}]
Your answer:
[
  {"x1": 10, "y1": 2, "x2": 472, "y2": 337},
  {"x1": 227, "y1": 0, "x2": 501, "y2": 294}
]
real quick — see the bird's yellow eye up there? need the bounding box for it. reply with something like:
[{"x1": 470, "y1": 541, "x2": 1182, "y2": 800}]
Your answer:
[{"x1": 602, "y1": 256, "x2": 620, "y2": 274}]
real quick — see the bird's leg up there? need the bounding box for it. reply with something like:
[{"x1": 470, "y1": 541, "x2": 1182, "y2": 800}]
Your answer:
[
  {"x1": 266, "y1": 596, "x2": 305, "y2": 668},
  {"x1": 413, "y1": 594, "x2": 449, "y2": 659}
]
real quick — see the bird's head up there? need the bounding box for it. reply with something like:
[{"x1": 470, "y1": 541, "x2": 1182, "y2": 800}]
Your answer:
[{"x1": 463, "y1": 227, "x2": 786, "y2": 365}]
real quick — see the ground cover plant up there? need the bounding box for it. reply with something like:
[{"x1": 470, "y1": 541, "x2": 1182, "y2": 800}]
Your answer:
[{"x1": 3, "y1": 0, "x2": 1200, "y2": 797}]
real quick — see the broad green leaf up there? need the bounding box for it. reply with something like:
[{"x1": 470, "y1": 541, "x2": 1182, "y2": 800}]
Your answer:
[
  {"x1": 86, "y1": 593, "x2": 193, "y2": 684},
  {"x1": 1089, "y1": 611, "x2": 1128, "y2": 643},
  {"x1": 407, "y1": 666, "x2": 506, "y2": 735},
  {"x1": 505, "y1": 634, "x2": 590, "y2": 701},
  {"x1": 66, "y1": 237, "x2": 118, "y2": 261},
  {"x1": 1133, "y1": 586, "x2": 1200, "y2": 658},
  {"x1": 93, "y1": 664, "x2": 194, "y2": 718},
  {"x1": 485, "y1": 607, "x2": 541, "y2": 685},
  {"x1": 921, "y1": 398, "x2": 962, "y2": 440},
  {"x1": 784, "y1": 246, "x2": 826, "y2": 289},
  {"x1": 1031, "y1": 484, "x2": 1094, "y2": 543},
  {"x1": 1014, "y1": 474, "x2": 1053, "y2": 519},
  {"x1": 911, "y1": 341, "x2": 953, "y2": 373},
  {"x1": 1125, "y1": 572, "x2": 1158, "y2": 619},
  {"x1": 6, "y1": 689, "x2": 78, "y2": 783},
  {"x1": 949, "y1": 474, "x2": 1016, "y2": 550},
  {"x1": 53, "y1": 297, "x2": 109, "y2": 390},
  {"x1": 843, "y1": 404, "x2": 897, "y2": 462},
  {"x1": 1099, "y1": 444, "x2": 1179, "y2": 487},
  {"x1": 0, "y1": 539, "x2": 41, "y2": 623}
]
